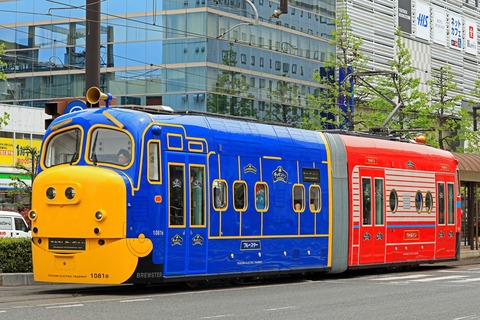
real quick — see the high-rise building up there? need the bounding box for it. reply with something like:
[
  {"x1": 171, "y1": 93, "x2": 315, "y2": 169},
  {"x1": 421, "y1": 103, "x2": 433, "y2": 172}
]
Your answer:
[{"x1": 0, "y1": 0, "x2": 335, "y2": 122}]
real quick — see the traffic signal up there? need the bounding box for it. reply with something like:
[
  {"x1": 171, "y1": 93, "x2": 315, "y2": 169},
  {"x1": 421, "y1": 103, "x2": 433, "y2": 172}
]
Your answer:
[
  {"x1": 280, "y1": 0, "x2": 288, "y2": 14},
  {"x1": 44, "y1": 102, "x2": 60, "y2": 129}
]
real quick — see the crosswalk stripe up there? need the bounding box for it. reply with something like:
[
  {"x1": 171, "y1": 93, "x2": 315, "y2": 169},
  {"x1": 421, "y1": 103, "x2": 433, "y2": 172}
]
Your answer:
[
  {"x1": 450, "y1": 277, "x2": 480, "y2": 283},
  {"x1": 411, "y1": 275, "x2": 466, "y2": 282},
  {"x1": 371, "y1": 274, "x2": 430, "y2": 281}
]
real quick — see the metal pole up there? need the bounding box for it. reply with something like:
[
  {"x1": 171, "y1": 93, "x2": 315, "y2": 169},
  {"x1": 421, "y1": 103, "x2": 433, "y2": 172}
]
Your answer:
[{"x1": 85, "y1": 0, "x2": 100, "y2": 107}]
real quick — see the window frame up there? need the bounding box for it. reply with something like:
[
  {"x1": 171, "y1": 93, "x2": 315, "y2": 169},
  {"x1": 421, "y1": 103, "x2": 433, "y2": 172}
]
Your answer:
[
  {"x1": 212, "y1": 179, "x2": 228, "y2": 211},
  {"x1": 293, "y1": 184, "x2": 305, "y2": 212},
  {"x1": 309, "y1": 185, "x2": 321, "y2": 213},
  {"x1": 254, "y1": 182, "x2": 269, "y2": 212},
  {"x1": 233, "y1": 180, "x2": 247, "y2": 212}
]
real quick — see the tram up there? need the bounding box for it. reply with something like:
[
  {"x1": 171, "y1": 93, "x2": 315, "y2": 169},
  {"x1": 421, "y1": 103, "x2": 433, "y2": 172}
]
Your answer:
[{"x1": 29, "y1": 87, "x2": 461, "y2": 284}]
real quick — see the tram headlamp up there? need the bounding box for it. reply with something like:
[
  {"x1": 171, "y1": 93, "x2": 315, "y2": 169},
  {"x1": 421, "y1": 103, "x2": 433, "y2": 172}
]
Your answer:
[
  {"x1": 46, "y1": 187, "x2": 56, "y2": 199},
  {"x1": 65, "y1": 187, "x2": 76, "y2": 200},
  {"x1": 94, "y1": 210, "x2": 107, "y2": 221},
  {"x1": 28, "y1": 211, "x2": 37, "y2": 221}
]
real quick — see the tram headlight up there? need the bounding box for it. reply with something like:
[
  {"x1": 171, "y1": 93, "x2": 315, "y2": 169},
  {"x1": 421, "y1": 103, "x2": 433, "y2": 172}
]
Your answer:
[
  {"x1": 28, "y1": 210, "x2": 37, "y2": 221},
  {"x1": 95, "y1": 210, "x2": 107, "y2": 221},
  {"x1": 46, "y1": 187, "x2": 56, "y2": 199},
  {"x1": 65, "y1": 187, "x2": 76, "y2": 200}
]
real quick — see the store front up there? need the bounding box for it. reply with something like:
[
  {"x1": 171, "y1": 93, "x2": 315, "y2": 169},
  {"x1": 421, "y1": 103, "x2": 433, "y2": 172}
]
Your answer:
[{"x1": 454, "y1": 152, "x2": 480, "y2": 250}]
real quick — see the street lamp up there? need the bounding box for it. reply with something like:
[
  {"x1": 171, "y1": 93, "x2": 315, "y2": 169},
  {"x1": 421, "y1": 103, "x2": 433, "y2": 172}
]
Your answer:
[{"x1": 217, "y1": 0, "x2": 259, "y2": 39}]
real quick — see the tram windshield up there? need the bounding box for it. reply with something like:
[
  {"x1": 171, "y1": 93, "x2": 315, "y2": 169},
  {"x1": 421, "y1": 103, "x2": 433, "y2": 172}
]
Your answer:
[
  {"x1": 44, "y1": 128, "x2": 82, "y2": 167},
  {"x1": 88, "y1": 128, "x2": 132, "y2": 167}
]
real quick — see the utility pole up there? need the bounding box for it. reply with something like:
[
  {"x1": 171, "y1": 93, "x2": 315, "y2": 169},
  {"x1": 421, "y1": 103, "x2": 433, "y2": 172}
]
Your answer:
[{"x1": 85, "y1": 0, "x2": 100, "y2": 107}]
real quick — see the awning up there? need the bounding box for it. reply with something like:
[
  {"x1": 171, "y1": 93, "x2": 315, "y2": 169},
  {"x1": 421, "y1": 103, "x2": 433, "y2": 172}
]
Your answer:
[{"x1": 453, "y1": 152, "x2": 480, "y2": 183}]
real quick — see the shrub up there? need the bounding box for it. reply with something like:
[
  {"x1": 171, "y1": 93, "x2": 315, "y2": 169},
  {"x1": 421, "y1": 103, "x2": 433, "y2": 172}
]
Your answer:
[{"x1": 0, "y1": 238, "x2": 32, "y2": 273}]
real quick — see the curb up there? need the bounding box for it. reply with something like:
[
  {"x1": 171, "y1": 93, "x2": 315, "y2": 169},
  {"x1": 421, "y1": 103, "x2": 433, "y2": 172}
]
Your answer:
[{"x1": 2, "y1": 250, "x2": 480, "y2": 286}]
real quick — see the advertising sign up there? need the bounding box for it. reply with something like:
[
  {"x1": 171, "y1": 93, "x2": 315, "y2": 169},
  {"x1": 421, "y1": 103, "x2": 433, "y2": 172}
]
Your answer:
[
  {"x1": 465, "y1": 19, "x2": 477, "y2": 55},
  {"x1": 433, "y1": 8, "x2": 447, "y2": 45},
  {"x1": 0, "y1": 138, "x2": 42, "y2": 166},
  {"x1": 449, "y1": 13, "x2": 463, "y2": 50},
  {"x1": 415, "y1": 1, "x2": 430, "y2": 41}
]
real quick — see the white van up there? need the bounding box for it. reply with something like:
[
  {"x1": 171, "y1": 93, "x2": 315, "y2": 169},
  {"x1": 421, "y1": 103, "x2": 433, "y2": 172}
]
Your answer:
[{"x1": 0, "y1": 211, "x2": 31, "y2": 238}]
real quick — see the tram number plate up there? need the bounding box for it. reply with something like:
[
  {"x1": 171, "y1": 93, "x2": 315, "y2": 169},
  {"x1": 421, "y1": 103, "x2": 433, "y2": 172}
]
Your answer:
[{"x1": 49, "y1": 238, "x2": 86, "y2": 250}]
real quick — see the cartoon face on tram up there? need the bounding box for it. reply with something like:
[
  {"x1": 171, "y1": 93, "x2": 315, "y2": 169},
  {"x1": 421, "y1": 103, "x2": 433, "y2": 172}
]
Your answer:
[{"x1": 30, "y1": 89, "x2": 461, "y2": 285}]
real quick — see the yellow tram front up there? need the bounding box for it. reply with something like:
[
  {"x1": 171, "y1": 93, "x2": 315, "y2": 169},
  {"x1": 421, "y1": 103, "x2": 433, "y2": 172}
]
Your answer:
[{"x1": 30, "y1": 110, "x2": 153, "y2": 284}]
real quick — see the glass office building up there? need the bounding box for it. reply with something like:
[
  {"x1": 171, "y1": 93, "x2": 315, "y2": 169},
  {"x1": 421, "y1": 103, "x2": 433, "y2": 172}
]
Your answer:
[{"x1": 0, "y1": 0, "x2": 335, "y2": 121}]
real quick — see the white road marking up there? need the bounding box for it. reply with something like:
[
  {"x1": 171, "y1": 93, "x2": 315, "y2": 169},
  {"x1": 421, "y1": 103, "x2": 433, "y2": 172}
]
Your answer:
[
  {"x1": 411, "y1": 275, "x2": 466, "y2": 282},
  {"x1": 371, "y1": 274, "x2": 430, "y2": 281},
  {"x1": 45, "y1": 304, "x2": 84, "y2": 309},
  {"x1": 119, "y1": 298, "x2": 153, "y2": 303},
  {"x1": 265, "y1": 306, "x2": 298, "y2": 311},
  {"x1": 200, "y1": 315, "x2": 234, "y2": 319},
  {"x1": 450, "y1": 277, "x2": 480, "y2": 283}
]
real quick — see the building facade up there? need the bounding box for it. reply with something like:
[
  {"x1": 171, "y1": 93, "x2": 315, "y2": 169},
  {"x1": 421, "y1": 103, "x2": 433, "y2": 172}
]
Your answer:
[
  {"x1": 0, "y1": 105, "x2": 46, "y2": 209},
  {"x1": 0, "y1": 0, "x2": 335, "y2": 121},
  {"x1": 345, "y1": 0, "x2": 480, "y2": 112}
]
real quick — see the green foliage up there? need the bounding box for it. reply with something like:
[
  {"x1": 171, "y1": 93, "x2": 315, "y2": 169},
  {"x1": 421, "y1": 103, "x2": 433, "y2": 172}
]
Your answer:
[
  {"x1": 8, "y1": 146, "x2": 38, "y2": 210},
  {"x1": 0, "y1": 43, "x2": 9, "y2": 129},
  {"x1": 426, "y1": 65, "x2": 468, "y2": 151},
  {"x1": 264, "y1": 78, "x2": 301, "y2": 125},
  {"x1": 207, "y1": 43, "x2": 257, "y2": 118},
  {"x1": 364, "y1": 28, "x2": 427, "y2": 131},
  {"x1": 0, "y1": 238, "x2": 32, "y2": 273},
  {"x1": 304, "y1": 1, "x2": 369, "y2": 130}
]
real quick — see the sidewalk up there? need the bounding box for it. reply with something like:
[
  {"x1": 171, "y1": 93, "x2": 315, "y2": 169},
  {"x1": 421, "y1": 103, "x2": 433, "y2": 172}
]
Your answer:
[{"x1": 2, "y1": 248, "x2": 480, "y2": 286}]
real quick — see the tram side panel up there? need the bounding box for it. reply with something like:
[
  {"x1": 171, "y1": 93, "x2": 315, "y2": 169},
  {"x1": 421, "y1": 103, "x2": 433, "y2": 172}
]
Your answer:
[
  {"x1": 205, "y1": 122, "x2": 332, "y2": 276},
  {"x1": 340, "y1": 134, "x2": 459, "y2": 268}
]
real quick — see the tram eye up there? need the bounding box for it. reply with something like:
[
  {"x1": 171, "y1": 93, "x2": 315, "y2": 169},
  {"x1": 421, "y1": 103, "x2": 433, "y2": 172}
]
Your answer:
[
  {"x1": 46, "y1": 187, "x2": 56, "y2": 199},
  {"x1": 29, "y1": 211, "x2": 37, "y2": 220},
  {"x1": 95, "y1": 211, "x2": 103, "y2": 220},
  {"x1": 65, "y1": 187, "x2": 76, "y2": 199}
]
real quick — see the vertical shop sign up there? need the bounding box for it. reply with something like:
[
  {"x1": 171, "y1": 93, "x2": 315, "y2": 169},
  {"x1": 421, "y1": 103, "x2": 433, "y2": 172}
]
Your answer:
[{"x1": 398, "y1": 0, "x2": 412, "y2": 34}]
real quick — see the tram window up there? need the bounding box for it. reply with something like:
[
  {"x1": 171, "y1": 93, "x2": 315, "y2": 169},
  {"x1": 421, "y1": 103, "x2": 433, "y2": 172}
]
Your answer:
[
  {"x1": 425, "y1": 191, "x2": 433, "y2": 213},
  {"x1": 169, "y1": 164, "x2": 185, "y2": 226},
  {"x1": 448, "y1": 183, "x2": 455, "y2": 224},
  {"x1": 45, "y1": 128, "x2": 82, "y2": 167},
  {"x1": 89, "y1": 128, "x2": 132, "y2": 167},
  {"x1": 293, "y1": 184, "x2": 305, "y2": 212},
  {"x1": 255, "y1": 183, "x2": 268, "y2": 211},
  {"x1": 415, "y1": 191, "x2": 423, "y2": 213},
  {"x1": 190, "y1": 166, "x2": 205, "y2": 226},
  {"x1": 213, "y1": 180, "x2": 227, "y2": 210},
  {"x1": 438, "y1": 182, "x2": 445, "y2": 225},
  {"x1": 148, "y1": 141, "x2": 160, "y2": 182},
  {"x1": 309, "y1": 185, "x2": 321, "y2": 212},
  {"x1": 374, "y1": 178, "x2": 384, "y2": 225},
  {"x1": 362, "y1": 178, "x2": 372, "y2": 225},
  {"x1": 233, "y1": 181, "x2": 247, "y2": 211},
  {"x1": 389, "y1": 189, "x2": 398, "y2": 213}
]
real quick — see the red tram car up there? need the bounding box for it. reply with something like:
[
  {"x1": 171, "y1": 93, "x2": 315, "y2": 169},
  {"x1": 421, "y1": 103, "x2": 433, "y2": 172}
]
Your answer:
[{"x1": 325, "y1": 132, "x2": 460, "y2": 272}]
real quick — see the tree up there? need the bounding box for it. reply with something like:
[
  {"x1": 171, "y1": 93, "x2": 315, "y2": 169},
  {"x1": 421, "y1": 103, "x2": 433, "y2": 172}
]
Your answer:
[
  {"x1": 207, "y1": 43, "x2": 256, "y2": 118},
  {"x1": 304, "y1": 1, "x2": 370, "y2": 130},
  {"x1": 362, "y1": 28, "x2": 427, "y2": 131},
  {"x1": 8, "y1": 146, "x2": 38, "y2": 210},
  {"x1": 426, "y1": 66, "x2": 473, "y2": 151},
  {"x1": 264, "y1": 76, "x2": 301, "y2": 125},
  {"x1": 0, "y1": 43, "x2": 10, "y2": 127}
]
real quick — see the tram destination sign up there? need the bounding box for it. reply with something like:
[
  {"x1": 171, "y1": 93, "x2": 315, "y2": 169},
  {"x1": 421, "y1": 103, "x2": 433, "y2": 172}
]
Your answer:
[
  {"x1": 302, "y1": 168, "x2": 320, "y2": 183},
  {"x1": 49, "y1": 238, "x2": 86, "y2": 250}
]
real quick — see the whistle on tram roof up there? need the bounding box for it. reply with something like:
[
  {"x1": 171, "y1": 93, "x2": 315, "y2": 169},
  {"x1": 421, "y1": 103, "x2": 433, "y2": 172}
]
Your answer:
[{"x1": 86, "y1": 86, "x2": 113, "y2": 108}]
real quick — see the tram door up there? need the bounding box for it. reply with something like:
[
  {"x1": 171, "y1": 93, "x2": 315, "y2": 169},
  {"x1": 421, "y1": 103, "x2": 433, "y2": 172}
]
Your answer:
[
  {"x1": 165, "y1": 153, "x2": 207, "y2": 276},
  {"x1": 358, "y1": 169, "x2": 386, "y2": 265},
  {"x1": 435, "y1": 175, "x2": 456, "y2": 259}
]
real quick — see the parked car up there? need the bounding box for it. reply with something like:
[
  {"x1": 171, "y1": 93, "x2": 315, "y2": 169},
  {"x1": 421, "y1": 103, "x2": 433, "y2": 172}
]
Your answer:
[{"x1": 0, "y1": 211, "x2": 31, "y2": 238}]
